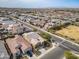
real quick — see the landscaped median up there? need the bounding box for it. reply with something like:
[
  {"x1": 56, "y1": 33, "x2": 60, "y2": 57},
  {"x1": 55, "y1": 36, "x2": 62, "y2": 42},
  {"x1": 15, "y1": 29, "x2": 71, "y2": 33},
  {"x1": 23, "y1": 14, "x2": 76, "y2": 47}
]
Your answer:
[{"x1": 39, "y1": 32, "x2": 52, "y2": 42}]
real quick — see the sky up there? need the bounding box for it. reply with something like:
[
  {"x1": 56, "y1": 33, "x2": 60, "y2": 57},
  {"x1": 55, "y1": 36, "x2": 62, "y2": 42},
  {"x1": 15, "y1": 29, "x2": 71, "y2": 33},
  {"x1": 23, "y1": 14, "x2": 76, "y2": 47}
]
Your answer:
[{"x1": 0, "y1": 0, "x2": 79, "y2": 8}]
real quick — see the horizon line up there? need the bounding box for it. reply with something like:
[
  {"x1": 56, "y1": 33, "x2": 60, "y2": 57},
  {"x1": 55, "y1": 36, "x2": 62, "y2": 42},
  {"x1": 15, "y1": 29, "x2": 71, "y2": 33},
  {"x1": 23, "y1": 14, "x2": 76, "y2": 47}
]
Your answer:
[{"x1": 0, "y1": 7, "x2": 79, "y2": 9}]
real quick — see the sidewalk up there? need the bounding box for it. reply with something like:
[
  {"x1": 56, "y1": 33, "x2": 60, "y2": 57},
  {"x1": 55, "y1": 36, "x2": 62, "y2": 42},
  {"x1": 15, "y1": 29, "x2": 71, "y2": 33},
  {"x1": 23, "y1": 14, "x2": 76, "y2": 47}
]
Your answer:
[{"x1": 38, "y1": 43, "x2": 57, "y2": 59}]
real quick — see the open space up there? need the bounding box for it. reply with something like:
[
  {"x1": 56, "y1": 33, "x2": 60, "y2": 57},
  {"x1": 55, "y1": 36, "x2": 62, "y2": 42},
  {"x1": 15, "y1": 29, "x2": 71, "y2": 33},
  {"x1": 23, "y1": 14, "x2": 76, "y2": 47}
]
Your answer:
[{"x1": 56, "y1": 25, "x2": 79, "y2": 43}]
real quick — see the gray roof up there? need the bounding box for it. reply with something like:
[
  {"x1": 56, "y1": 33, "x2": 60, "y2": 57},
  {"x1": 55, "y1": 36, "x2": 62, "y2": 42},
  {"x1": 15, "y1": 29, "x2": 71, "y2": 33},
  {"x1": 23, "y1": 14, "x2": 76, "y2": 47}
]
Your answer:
[
  {"x1": 27, "y1": 32, "x2": 40, "y2": 39},
  {"x1": 0, "y1": 41, "x2": 9, "y2": 59}
]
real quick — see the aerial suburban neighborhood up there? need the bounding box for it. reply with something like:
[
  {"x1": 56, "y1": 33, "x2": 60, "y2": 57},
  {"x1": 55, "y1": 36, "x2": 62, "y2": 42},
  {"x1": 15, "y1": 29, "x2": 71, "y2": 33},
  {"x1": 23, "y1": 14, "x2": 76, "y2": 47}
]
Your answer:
[{"x1": 0, "y1": 8, "x2": 79, "y2": 59}]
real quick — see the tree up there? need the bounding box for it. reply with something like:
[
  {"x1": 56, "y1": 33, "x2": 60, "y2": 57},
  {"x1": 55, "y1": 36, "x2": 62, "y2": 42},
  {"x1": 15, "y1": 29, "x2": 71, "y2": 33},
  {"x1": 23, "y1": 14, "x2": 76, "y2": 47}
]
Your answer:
[
  {"x1": 42, "y1": 41, "x2": 51, "y2": 48},
  {"x1": 33, "y1": 28, "x2": 37, "y2": 32}
]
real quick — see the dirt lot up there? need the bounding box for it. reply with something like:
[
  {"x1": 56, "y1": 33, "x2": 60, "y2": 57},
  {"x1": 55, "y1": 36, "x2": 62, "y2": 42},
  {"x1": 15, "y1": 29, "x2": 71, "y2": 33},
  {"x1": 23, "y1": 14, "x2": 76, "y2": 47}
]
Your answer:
[{"x1": 56, "y1": 25, "x2": 79, "y2": 43}]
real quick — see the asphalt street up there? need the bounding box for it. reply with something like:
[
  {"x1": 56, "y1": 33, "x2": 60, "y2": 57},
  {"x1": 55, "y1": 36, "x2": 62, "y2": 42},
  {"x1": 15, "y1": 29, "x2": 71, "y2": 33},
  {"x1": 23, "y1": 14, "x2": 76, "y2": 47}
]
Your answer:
[{"x1": 40, "y1": 46, "x2": 68, "y2": 59}]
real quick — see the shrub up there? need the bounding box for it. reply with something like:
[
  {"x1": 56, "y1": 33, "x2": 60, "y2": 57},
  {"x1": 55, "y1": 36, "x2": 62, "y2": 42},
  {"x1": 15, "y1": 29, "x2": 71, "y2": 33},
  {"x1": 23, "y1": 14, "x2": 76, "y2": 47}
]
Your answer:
[{"x1": 64, "y1": 51, "x2": 79, "y2": 59}]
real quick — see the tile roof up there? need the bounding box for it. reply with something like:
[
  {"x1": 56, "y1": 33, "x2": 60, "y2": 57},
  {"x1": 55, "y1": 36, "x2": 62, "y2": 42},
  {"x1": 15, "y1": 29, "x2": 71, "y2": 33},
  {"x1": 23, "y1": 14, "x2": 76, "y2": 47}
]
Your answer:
[{"x1": 6, "y1": 35, "x2": 31, "y2": 54}]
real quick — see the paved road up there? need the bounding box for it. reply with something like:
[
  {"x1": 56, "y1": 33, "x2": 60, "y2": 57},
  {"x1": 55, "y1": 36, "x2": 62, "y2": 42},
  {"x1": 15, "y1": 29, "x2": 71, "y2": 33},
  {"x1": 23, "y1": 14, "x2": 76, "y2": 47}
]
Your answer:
[
  {"x1": 51, "y1": 37, "x2": 79, "y2": 52},
  {"x1": 40, "y1": 46, "x2": 68, "y2": 59},
  {"x1": 61, "y1": 41, "x2": 79, "y2": 52},
  {"x1": 14, "y1": 18, "x2": 79, "y2": 52},
  {"x1": 51, "y1": 36, "x2": 63, "y2": 43}
]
